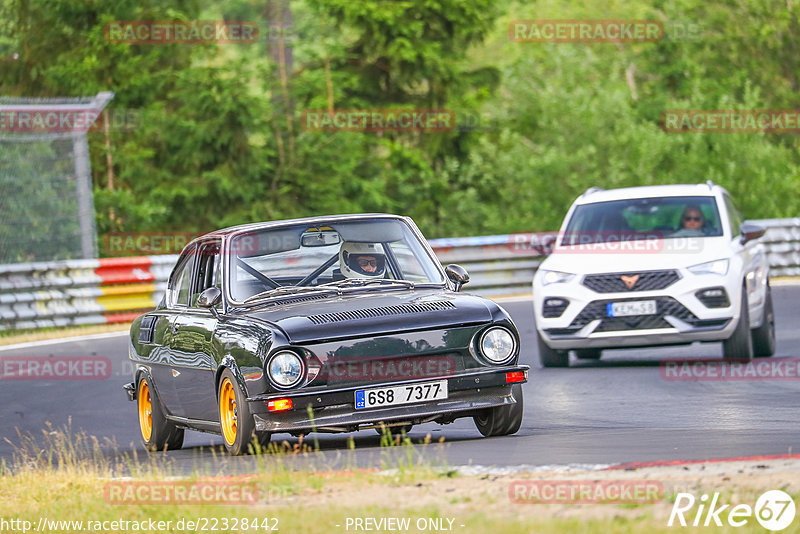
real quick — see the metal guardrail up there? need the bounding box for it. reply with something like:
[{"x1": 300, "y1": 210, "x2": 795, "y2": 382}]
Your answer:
[
  {"x1": 0, "y1": 256, "x2": 176, "y2": 330},
  {"x1": 1, "y1": 218, "x2": 798, "y2": 330}
]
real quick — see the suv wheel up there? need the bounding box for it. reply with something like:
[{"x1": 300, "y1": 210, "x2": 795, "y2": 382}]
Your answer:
[
  {"x1": 538, "y1": 331, "x2": 569, "y2": 367},
  {"x1": 751, "y1": 284, "x2": 776, "y2": 357},
  {"x1": 722, "y1": 288, "x2": 753, "y2": 362},
  {"x1": 574, "y1": 349, "x2": 602, "y2": 360}
]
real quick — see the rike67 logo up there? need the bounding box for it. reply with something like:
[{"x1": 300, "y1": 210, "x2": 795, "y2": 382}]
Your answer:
[{"x1": 669, "y1": 490, "x2": 796, "y2": 531}]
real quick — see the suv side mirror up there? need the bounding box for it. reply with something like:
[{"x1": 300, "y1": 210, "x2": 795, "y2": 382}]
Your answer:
[
  {"x1": 197, "y1": 287, "x2": 222, "y2": 318},
  {"x1": 445, "y1": 264, "x2": 470, "y2": 292},
  {"x1": 740, "y1": 223, "x2": 766, "y2": 245}
]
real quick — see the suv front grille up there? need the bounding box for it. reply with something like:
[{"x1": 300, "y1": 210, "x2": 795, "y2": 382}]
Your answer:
[
  {"x1": 567, "y1": 296, "x2": 698, "y2": 332},
  {"x1": 582, "y1": 270, "x2": 680, "y2": 293}
]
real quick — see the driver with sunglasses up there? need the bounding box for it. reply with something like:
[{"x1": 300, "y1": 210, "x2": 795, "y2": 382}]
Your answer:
[
  {"x1": 672, "y1": 205, "x2": 707, "y2": 237},
  {"x1": 339, "y1": 242, "x2": 387, "y2": 279}
]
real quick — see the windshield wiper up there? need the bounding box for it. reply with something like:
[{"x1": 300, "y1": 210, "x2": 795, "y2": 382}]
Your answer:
[
  {"x1": 243, "y1": 285, "x2": 338, "y2": 303},
  {"x1": 319, "y1": 279, "x2": 417, "y2": 289}
]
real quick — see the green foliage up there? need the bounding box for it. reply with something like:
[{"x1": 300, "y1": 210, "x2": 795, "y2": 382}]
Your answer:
[{"x1": 0, "y1": 0, "x2": 798, "y2": 254}]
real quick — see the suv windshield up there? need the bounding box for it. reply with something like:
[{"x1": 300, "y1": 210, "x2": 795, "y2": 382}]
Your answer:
[
  {"x1": 561, "y1": 196, "x2": 723, "y2": 245},
  {"x1": 227, "y1": 218, "x2": 445, "y2": 302}
]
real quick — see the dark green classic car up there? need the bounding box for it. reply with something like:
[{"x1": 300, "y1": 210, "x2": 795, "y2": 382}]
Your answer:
[{"x1": 124, "y1": 214, "x2": 528, "y2": 455}]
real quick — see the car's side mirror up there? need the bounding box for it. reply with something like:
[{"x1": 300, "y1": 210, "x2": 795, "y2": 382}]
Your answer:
[
  {"x1": 740, "y1": 223, "x2": 766, "y2": 245},
  {"x1": 197, "y1": 287, "x2": 222, "y2": 318},
  {"x1": 445, "y1": 264, "x2": 470, "y2": 292}
]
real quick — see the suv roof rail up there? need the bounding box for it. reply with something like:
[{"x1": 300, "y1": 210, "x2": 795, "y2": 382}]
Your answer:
[
  {"x1": 581, "y1": 186, "x2": 605, "y2": 197},
  {"x1": 705, "y1": 180, "x2": 715, "y2": 190}
]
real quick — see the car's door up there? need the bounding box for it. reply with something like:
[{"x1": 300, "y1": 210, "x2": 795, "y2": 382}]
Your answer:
[
  {"x1": 724, "y1": 194, "x2": 766, "y2": 315},
  {"x1": 170, "y1": 239, "x2": 222, "y2": 422},
  {"x1": 151, "y1": 246, "x2": 196, "y2": 417}
]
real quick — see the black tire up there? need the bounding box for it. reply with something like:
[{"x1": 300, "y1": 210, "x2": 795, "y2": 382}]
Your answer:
[
  {"x1": 751, "y1": 284, "x2": 776, "y2": 358},
  {"x1": 538, "y1": 331, "x2": 569, "y2": 367},
  {"x1": 137, "y1": 375, "x2": 184, "y2": 452},
  {"x1": 574, "y1": 349, "x2": 602, "y2": 360},
  {"x1": 218, "y1": 368, "x2": 259, "y2": 456},
  {"x1": 474, "y1": 384, "x2": 524, "y2": 437},
  {"x1": 722, "y1": 288, "x2": 753, "y2": 362},
  {"x1": 375, "y1": 423, "x2": 413, "y2": 438}
]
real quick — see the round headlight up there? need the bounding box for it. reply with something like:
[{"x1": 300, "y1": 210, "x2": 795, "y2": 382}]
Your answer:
[
  {"x1": 479, "y1": 327, "x2": 516, "y2": 364},
  {"x1": 267, "y1": 351, "x2": 304, "y2": 388}
]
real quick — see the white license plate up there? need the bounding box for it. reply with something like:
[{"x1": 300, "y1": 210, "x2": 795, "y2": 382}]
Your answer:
[
  {"x1": 355, "y1": 380, "x2": 448, "y2": 410},
  {"x1": 607, "y1": 300, "x2": 657, "y2": 317}
]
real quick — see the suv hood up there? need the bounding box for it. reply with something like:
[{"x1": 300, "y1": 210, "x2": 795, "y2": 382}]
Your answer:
[
  {"x1": 241, "y1": 289, "x2": 495, "y2": 343},
  {"x1": 540, "y1": 236, "x2": 732, "y2": 275}
]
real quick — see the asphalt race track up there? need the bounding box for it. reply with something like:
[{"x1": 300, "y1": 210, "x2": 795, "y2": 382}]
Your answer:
[{"x1": 2, "y1": 285, "x2": 799, "y2": 472}]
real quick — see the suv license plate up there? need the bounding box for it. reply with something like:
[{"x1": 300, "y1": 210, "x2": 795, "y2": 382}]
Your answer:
[
  {"x1": 607, "y1": 300, "x2": 657, "y2": 317},
  {"x1": 355, "y1": 380, "x2": 448, "y2": 410}
]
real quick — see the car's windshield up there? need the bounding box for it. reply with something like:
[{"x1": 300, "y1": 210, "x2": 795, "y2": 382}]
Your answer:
[
  {"x1": 561, "y1": 195, "x2": 723, "y2": 245},
  {"x1": 227, "y1": 218, "x2": 445, "y2": 302}
]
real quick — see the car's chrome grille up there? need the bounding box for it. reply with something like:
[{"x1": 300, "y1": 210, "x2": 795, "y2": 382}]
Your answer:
[
  {"x1": 308, "y1": 301, "x2": 456, "y2": 325},
  {"x1": 582, "y1": 270, "x2": 680, "y2": 293},
  {"x1": 568, "y1": 296, "x2": 697, "y2": 332}
]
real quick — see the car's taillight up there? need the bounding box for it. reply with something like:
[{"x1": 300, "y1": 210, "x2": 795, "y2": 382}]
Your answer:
[
  {"x1": 506, "y1": 371, "x2": 526, "y2": 383},
  {"x1": 267, "y1": 398, "x2": 293, "y2": 412}
]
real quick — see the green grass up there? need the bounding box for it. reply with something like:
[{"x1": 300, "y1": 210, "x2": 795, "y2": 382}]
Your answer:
[{"x1": 2, "y1": 423, "x2": 796, "y2": 533}]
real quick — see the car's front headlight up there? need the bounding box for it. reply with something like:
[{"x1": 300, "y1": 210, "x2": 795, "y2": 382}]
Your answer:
[
  {"x1": 267, "y1": 351, "x2": 305, "y2": 388},
  {"x1": 688, "y1": 259, "x2": 729, "y2": 276},
  {"x1": 479, "y1": 327, "x2": 516, "y2": 364},
  {"x1": 539, "y1": 269, "x2": 576, "y2": 286}
]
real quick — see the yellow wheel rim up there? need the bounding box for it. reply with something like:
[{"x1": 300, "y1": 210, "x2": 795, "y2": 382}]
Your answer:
[
  {"x1": 138, "y1": 380, "x2": 152, "y2": 442},
  {"x1": 219, "y1": 378, "x2": 238, "y2": 446}
]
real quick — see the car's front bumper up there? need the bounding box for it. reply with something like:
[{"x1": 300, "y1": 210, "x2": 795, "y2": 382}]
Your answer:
[
  {"x1": 533, "y1": 269, "x2": 744, "y2": 350},
  {"x1": 247, "y1": 366, "x2": 528, "y2": 433},
  {"x1": 539, "y1": 320, "x2": 735, "y2": 350}
]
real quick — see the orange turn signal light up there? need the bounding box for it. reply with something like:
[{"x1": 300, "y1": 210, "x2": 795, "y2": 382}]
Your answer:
[
  {"x1": 267, "y1": 398, "x2": 293, "y2": 412},
  {"x1": 506, "y1": 371, "x2": 526, "y2": 384}
]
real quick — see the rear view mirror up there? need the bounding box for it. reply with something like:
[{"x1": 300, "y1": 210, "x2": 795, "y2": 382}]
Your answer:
[
  {"x1": 740, "y1": 223, "x2": 766, "y2": 244},
  {"x1": 301, "y1": 228, "x2": 341, "y2": 247},
  {"x1": 445, "y1": 264, "x2": 470, "y2": 292},
  {"x1": 197, "y1": 287, "x2": 222, "y2": 308}
]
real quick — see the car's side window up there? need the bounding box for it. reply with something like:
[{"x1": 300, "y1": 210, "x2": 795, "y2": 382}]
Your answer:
[
  {"x1": 724, "y1": 195, "x2": 742, "y2": 238},
  {"x1": 192, "y1": 241, "x2": 222, "y2": 307},
  {"x1": 169, "y1": 249, "x2": 195, "y2": 308}
]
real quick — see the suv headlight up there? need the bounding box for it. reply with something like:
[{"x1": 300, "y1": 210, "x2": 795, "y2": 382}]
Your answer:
[
  {"x1": 267, "y1": 351, "x2": 305, "y2": 388},
  {"x1": 539, "y1": 269, "x2": 576, "y2": 286},
  {"x1": 478, "y1": 327, "x2": 516, "y2": 364},
  {"x1": 688, "y1": 259, "x2": 729, "y2": 276}
]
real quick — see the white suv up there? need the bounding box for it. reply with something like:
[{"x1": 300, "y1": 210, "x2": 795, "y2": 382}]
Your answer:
[{"x1": 533, "y1": 183, "x2": 775, "y2": 367}]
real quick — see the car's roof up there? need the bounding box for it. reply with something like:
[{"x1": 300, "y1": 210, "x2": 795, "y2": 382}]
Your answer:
[
  {"x1": 573, "y1": 184, "x2": 729, "y2": 205},
  {"x1": 191, "y1": 213, "x2": 405, "y2": 242}
]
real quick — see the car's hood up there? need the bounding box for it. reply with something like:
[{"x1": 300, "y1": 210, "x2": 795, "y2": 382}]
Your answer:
[
  {"x1": 239, "y1": 289, "x2": 495, "y2": 343},
  {"x1": 540, "y1": 236, "x2": 731, "y2": 275}
]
